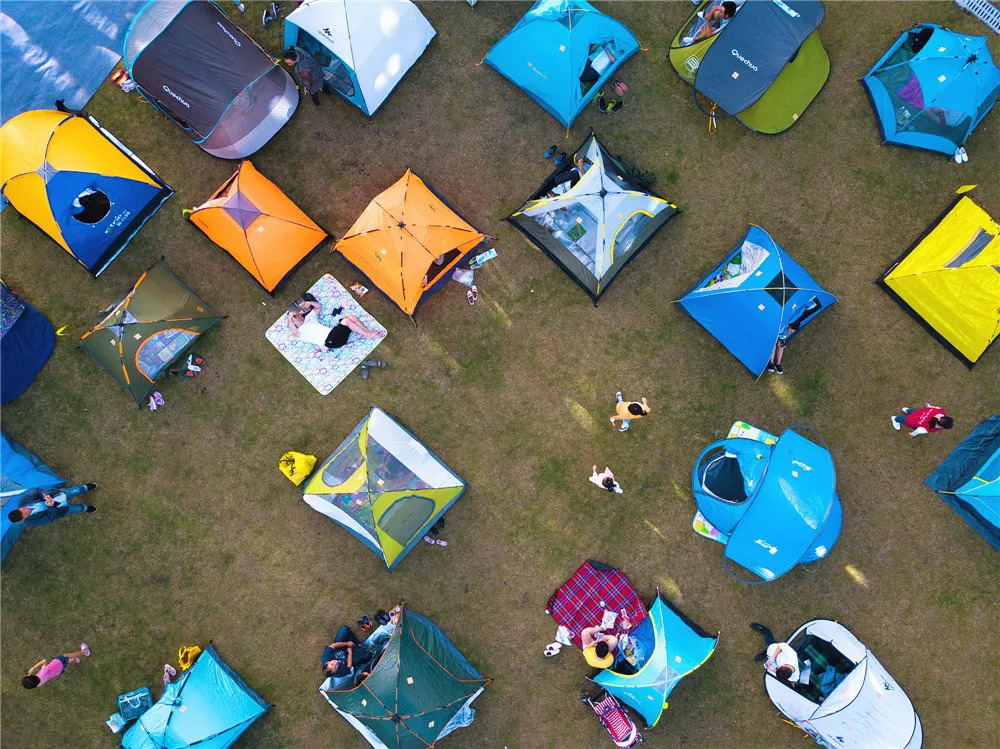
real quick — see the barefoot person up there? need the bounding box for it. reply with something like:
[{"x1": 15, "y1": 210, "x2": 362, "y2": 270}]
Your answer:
[
  {"x1": 7, "y1": 483, "x2": 97, "y2": 527},
  {"x1": 581, "y1": 625, "x2": 618, "y2": 668},
  {"x1": 610, "y1": 392, "x2": 650, "y2": 433},
  {"x1": 23, "y1": 643, "x2": 91, "y2": 689},
  {"x1": 287, "y1": 293, "x2": 381, "y2": 350}
]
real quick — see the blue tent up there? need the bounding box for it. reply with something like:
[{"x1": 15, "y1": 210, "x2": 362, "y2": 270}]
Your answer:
[
  {"x1": 862, "y1": 24, "x2": 1000, "y2": 156},
  {"x1": 483, "y1": 0, "x2": 639, "y2": 128},
  {"x1": 593, "y1": 595, "x2": 718, "y2": 728},
  {"x1": 692, "y1": 425, "x2": 842, "y2": 583},
  {"x1": 122, "y1": 644, "x2": 269, "y2": 749},
  {"x1": 1, "y1": 431, "x2": 63, "y2": 563},
  {"x1": 925, "y1": 414, "x2": 1000, "y2": 552},
  {"x1": 678, "y1": 226, "x2": 836, "y2": 377},
  {"x1": 1, "y1": 281, "x2": 54, "y2": 404}
]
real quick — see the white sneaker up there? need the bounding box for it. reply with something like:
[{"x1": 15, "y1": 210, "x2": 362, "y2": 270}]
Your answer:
[
  {"x1": 891, "y1": 417, "x2": 901, "y2": 431},
  {"x1": 615, "y1": 391, "x2": 623, "y2": 403}
]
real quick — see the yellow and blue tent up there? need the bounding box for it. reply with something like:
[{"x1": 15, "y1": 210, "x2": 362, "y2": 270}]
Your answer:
[
  {"x1": 0, "y1": 110, "x2": 172, "y2": 276},
  {"x1": 302, "y1": 407, "x2": 465, "y2": 569},
  {"x1": 879, "y1": 187, "x2": 1000, "y2": 367}
]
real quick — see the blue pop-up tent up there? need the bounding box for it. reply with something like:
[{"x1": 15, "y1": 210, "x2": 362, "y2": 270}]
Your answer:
[
  {"x1": 121, "y1": 643, "x2": 270, "y2": 749},
  {"x1": 0, "y1": 281, "x2": 54, "y2": 404},
  {"x1": 1, "y1": 431, "x2": 63, "y2": 563},
  {"x1": 483, "y1": 0, "x2": 639, "y2": 128},
  {"x1": 862, "y1": 24, "x2": 1000, "y2": 157},
  {"x1": 678, "y1": 226, "x2": 836, "y2": 377}
]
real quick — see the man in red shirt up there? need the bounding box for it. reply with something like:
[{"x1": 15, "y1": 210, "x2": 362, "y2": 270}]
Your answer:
[{"x1": 891, "y1": 403, "x2": 953, "y2": 436}]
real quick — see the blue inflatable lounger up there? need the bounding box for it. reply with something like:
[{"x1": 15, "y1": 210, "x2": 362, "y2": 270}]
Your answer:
[{"x1": 691, "y1": 421, "x2": 842, "y2": 583}]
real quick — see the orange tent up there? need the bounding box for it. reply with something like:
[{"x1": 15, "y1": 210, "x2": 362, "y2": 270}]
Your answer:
[
  {"x1": 334, "y1": 170, "x2": 487, "y2": 316},
  {"x1": 188, "y1": 161, "x2": 327, "y2": 293}
]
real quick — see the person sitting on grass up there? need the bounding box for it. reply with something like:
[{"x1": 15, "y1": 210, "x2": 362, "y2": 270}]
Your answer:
[
  {"x1": 23, "y1": 643, "x2": 91, "y2": 689},
  {"x1": 287, "y1": 293, "x2": 382, "y2": 350},
  {"x1": 8, "y1": 483, "x2": 98, "y2": 527},
  {"x1": 589, "y1": 465, "x2": 623, "y2": 494},
  {"x1": 581, "y1": 625, "x2": 618, "y2": 669}
]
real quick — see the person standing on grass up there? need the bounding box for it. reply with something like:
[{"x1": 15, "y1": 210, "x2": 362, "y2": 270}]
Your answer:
[
  {"x1": 283, "y1": 47, "x2": 331, "y2": 106},
  {"x1": 891, "y1": 403, "x2": 953, "y2": 437},
  {"x1": 610, "y1": 392, "x2": 650, "y2": 432},
  {"x1": 589, "y1": 465, "x2": 623, "y2": 494},
  {"x1": 22, "y1": 643, "x2": 91, "y2": 689},
  {"x1": 7, "y1": 483, "x2": 98, "y2": 527}
]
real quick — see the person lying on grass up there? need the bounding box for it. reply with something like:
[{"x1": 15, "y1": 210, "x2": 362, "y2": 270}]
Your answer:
[{"x1": 287, "y1": 293, "x2": 382, "y2": 350}]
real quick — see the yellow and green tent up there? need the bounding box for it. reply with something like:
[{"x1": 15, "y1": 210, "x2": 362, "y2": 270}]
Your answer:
[
  {"x1": 302, "y1": 407, "x2": 465, "y2": 569},
  {"x1": 880, "y1": 187, "x2": 1000, "y2": 367}
]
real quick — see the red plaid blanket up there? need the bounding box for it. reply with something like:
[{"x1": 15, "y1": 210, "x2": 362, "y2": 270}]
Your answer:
[{"x1": 547, "y1": 560, "x2": 647, "y2": 649}]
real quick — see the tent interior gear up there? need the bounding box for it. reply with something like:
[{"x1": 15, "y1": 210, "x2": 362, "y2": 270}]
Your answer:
[
  {"x1": 121, "y1": 643, "x2": 270, "y2": 749},
  {"x1": 678, "y1": 225, "x2": 836, "y2": 377},
  {"x1": 123, "y1": 0, "x2": 298, "y2": 159},
  {"x1": 691, "y1": 422, "x2": 842, "y2": 583},
  {"x1": 333, "y1": 170, "x2": 487, "y2": 316},
  {"x1": 484, "y1": 0, "x2": 639, "y2": 128},
  {"x1": 301, "y1": 406, "x2": 466, "y2": 569},
  {"x1": 283, "y1": 0, "x2": 436, "y2": 116},
  {"x1": 509, "y1": 132, "x2": 679, "y2": 301},
  {"x1": 926, "y1": 414, "x2": 1000, "y2": 552},
  {"x1": 188, "y1": 161, "x2": 327, "y2": 293},
  {"x1": 862, "y1": 24, "x2": 1000, "y2": 156},
  {"x1": 1, "y1": 430, "x2": 64, "y2": 564},
  {"x1": 668, "y1": 0, "x2": 829, "y2": 133},
  {"x1": 0, "y1": 110, "x2": 173, "y2": 276},
  {"x1": 766, "y1": 620, "x2": 923, "y2": 749},
  {"x1": 80, "y1": 261, "x2": 222, "y2": 405},
  {"x1": 319, "y1": 604, "x2": 489, "y2": 748},
  {"x1": 879, "y1": 189, "x2": 1000, "y2": 367},
  {"x1": 1, "y1": 281, "x2": 54, "y2": 404}
]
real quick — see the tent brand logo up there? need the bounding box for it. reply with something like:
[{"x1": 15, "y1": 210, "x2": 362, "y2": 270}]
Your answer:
[
  {"x1": 731, "y1": 49, "x2": 758, "y2": 71},
  {"x1": 754, "y1": 538, "x2": 779, "y2": 555},
  {"x1": 217, "y1": 21, "x2": 242, "y2": 47},
  {"x1": 103, "y1": 209, "x2": 133, "y2": 235},
  {"x1": 163, "y1": 86, "x2": 191, "y2": 108},
  {"x1": 684, "y1": 55, "x2": 700, "y2": 75},
  {"x1": 791, "y1": 459, "x2": 813, "y2": 471},
  {"x1": 320, "y1": 27, "x2": 334, "y2": 39}
]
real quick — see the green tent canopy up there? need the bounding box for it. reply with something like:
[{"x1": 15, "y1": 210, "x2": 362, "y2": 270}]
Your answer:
[{"x1": 81, "y1": 261, "x2": 221, "y2": 404}]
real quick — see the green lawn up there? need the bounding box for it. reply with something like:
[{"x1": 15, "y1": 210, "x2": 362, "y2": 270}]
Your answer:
[{"x1": 2, "y1": 2, "x2": 999, "y2": 747}]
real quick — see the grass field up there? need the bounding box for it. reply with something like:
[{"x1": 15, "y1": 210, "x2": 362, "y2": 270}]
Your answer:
[{"x1": 2, "y1": 2, "x2": 999, "y2": 747}]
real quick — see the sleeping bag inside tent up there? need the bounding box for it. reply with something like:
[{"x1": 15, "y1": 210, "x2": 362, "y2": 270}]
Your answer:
[
  {"x1": 510, "y1": 132, "x2": 679, "y2": 301},
  {"x1": 1, "y1": 281, "x2": 54, "y2": 404},
  {"x1": 879, "y1": 189, "x2": 1000, "y2": 367},
  {"x1": 81, "y1": 262, "x2": 222, "y2": 405},
  {"x1": 668, "y1": 0, "x2": 829, "y2": 133},
  {"x1": 926, "y1": 414, "x2": 1000, "y2": 552},
  {"x1": 188, "y1": 161, "x2": 327, "y2": 293},
  {"x1": 484, "y1": 0, "x2": 639, "y2": 128},
  {"x1": 334, "y1": 170, "x2": 486, "y2": 316},
  {"x1": 284, "y1": 0, "x2": 436, "y2": 116},
  {"x1": 1, "y1": 431, "x2": 63, "y2": 564},
  {"x1": 862, "y1": 24, "x2": 1000, "y2": 157},
  {"x1": 302, "y1": 407, "x2": 466, "y2": 569},
  {"x1": 0, "y1": 110, "x2": 172, "y2": 276},
  {"x1": 121, "y1": 643, "x2": 270, "y2": 749},
  {"x1": 678, "y1": 226, "x2": 836, "y2": 377}
]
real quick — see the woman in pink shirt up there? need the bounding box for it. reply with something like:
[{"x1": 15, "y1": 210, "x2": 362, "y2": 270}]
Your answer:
[
  {"x1": 891, "y1": 403, "x2": 954, "y2": 437},
  {"x1": 22, "y1": 643, "x2": 90, "y2": 689}
]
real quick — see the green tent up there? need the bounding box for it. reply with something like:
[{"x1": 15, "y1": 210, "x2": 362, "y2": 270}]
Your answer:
[
  {"x1": 319, "y1": 606, "x2": 490, "y2": 748},
  {"x1": 81, "y1": 261, "x2": 221, "y2": 404}
]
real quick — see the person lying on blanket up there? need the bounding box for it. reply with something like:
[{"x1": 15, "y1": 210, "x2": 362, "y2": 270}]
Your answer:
[
  {"x1": 581, "y1": 624, "x2": 619, "y2": 669},
  {"x1": 287, "y1": 293, "x2": 382, "y2": 349}
]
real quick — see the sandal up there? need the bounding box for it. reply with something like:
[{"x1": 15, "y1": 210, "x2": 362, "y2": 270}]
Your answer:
[
  {"x1": 152, "y1": 392, "x2": 164, "y2": 406},
  {"x1": 435, "y1": 539, "x2": 448, "y2": 547},
  {"x1": 423, "y1": 535, "x2": 435, "y2": 544}
]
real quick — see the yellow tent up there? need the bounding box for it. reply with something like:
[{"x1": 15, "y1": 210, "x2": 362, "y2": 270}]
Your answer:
[
  {"x1": 881, "y1": 188, "x2": 1000, "y2": 367},
  {"x1": 334, "y1": 170, "x2": 486, "y2": 316}
]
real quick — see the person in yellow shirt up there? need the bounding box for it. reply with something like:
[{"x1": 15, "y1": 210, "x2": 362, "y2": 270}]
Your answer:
[
  {"x1": 581, "y1": 625, "x2": 618, "y2": 668},
  {"x1": 610, "y1": 392, "x2": 650, "y2": 432}
]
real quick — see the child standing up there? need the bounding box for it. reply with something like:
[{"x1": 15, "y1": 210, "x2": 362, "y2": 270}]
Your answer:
[
  {"x1": 22, "y1": 643, "x2": 91, "y2": 689},
  {"x1": 610, "y1": 392, "x2": 650, "y2": 432},
  {"x1": 891, "y1": 403, "x2": 953, "y2": 437}
]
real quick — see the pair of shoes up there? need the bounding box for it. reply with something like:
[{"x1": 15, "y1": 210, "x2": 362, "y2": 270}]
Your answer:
[
  {"x1": 553, "y1": 152, "x2": 568, "y2": 167},
  {"x1": 422, "y1": 535, "x2": 448, "y2": 546},
  {"x1": 467, "y1": 285, "x2": 478, "y2": 305},
  {"x1": 164, "y1": 663, "x2": 177, "y2": 677},
  {"x1": 615, "y1": 391, "x2": 623, "y2": 403},
  {"x1": 361, "y1": 360, "x2": 386, "y2": 379},
  {"x1": 262, "y1": 2, "x2": 280, "y2": 25},
  {"x1": 891, "y1": 417, "x2": 901, "y2": 431},
  {"x1": 86, "y1": 482, "x2": 98, "y2": 491},
  {"x1": 85, "y1": 505, "x2": 97, "y2": 513},
  {"x1": 544, "y1": 643, "x2": 562, "y2": 657},
  {"x1": 544, "y1": 145, "x2": 558, "y2": 159},
  {"x1": 81, "y1": 642, "x2": 91, "y2": 657},
  {"x1": 374, "y1": 609, "x2": 390, "y2": 626}
]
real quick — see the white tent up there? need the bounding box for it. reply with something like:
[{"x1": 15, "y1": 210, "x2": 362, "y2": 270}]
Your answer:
[
  {"x1": 766, "y1": 620, "x2": 923, "y2": 749},
  {"x1": 283, "y1": 0, "x2": 435, "y2": 115}
]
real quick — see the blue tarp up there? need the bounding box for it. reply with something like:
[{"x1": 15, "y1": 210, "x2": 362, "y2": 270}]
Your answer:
[
  {"x1": 0, "y1": 282, "x2": 54, "y2": 404},
  {"x1": 1, "y1": 431, "x2": 63, "y2": 563}
]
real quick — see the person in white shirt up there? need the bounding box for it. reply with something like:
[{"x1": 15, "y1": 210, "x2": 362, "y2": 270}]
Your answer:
[
  {"x1": 589, "y1": 465, "x2": 623, "y2": 494},
  {"x1": 751, "y1": 622, "x2": 800, "y2": 682},
  {"x1": 286, "y1": 293, "x2": 381, "y2": 349}
]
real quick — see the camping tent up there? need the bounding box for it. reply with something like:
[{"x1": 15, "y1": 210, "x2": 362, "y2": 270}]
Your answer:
[
  {"x1": 81, "y1": 261, "x2": 222, "y2": 405},
  {"x1": 302, "y1": 407, "x2": 466, "y2": 569},
  {"x1": 765, "y1": 620, "x2": 922, "y2": 748},
  {"x1": 1, "y1": 281, "x2": 54, "y2": 404},
  {"x1": 668, "y1": 0, "x2": 829, "y2": 133},
  {"x1": 879, "y1": 188, "x2": 1000, "y2": 367},
  {"x1": 862, "y1": 24, "x2": 1000, "y2": 157},
  {"x1": 319, "y1": 605, "x2": 489, "y2": 748},
  {"x1": 483, "y1": 0, "x2": 639, "y2": 128},
  {"x1": 188, "y1": 161, "x2": 327, "y2": 293},
  {"x1": 123, "y1": 0, "x2": 298, "y2": 159},
  {"x1": 334, "y1": 170, "x2": 487, "y2": 316},
  {"x1": 0, "y1": 110, "x2": 172, "y2": 276},
  {"x1": 509, "y1": 132, "x2": 679, "y2": 301},
  {"x1": 1, "y1": 430, "x2": 63, "y2": 564},
  {"x1": 283, "y1": 0, "x2": 436, "y2": 116},
  {"x1": 121, "y1": 643, "x2": 270, "y2": 749},
  {"x1": 926, "y1": 414, "x2": 1000, "y2": 552},
  {"x1": 678, "y1": 226, "x2": 836, "y2": 377}
]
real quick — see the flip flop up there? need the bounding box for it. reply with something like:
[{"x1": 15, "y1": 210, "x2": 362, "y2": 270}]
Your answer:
[
  {"x1": 423, "y1": 535, "x2": 435, "y2": 544},
  {"x1": 152, "y1": 392, "x2": 164, "y2": 406},
  {"x1": 435, "y1": 539, "x2": 448, "y2": 546},
  {"x1": 148, "y1": 396, "x2": 157, "y2": 412}
]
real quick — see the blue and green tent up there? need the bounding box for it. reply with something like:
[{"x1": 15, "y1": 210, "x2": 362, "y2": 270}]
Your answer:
[
  {"x1": 483, "y1": 0, "x2": 639, "y2": 128},
  {"x1": 1, "y1": 430, "x2": 63, "y2": 563}
]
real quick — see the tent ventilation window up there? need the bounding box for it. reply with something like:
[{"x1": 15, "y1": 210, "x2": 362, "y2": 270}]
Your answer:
[
  {"x1": 324, "y1": 57, "x2": 356, "y2": 97},
  {"x1": 764, "y1": 272, "x2": 798, "y2": 305},
  {"x1": 72, "y1": 188, "x2": 111, "y2": 224},
  {"x1": 946, "y1": 228, "x2": 994, "y2": 268}
]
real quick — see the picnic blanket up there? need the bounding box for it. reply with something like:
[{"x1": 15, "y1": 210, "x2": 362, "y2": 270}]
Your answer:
[
  {"x1": 265, "y1": 274, "x2": 385, "y2": 395},
  {"x1": 546, "y1": 560, "x2": 648, "y2": 649}
]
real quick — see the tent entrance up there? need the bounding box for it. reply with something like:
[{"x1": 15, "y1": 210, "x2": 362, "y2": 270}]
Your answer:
[
  {"x1": 292, "y1": 29, "x2": 356, "y2": 97},
  {"x1": 786, "y1": 632, "x2": 856, "y2": 704},
  {"x1": 378, "y1": 495, "x2": 435, "y2": 545},
  {"x1": 699, "y1": 447, "x2": 748, "y2": 503}
]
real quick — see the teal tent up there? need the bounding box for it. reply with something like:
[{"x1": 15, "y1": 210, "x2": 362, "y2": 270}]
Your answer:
[
  {"x1": 122, "y1": 643, "x2": 270, "y2": 749},
  {"x1": 593, "y1": 595, "x2": 718, "y2": 728},
  {"x1": 1, "y1": 430, "x2": 63, "y2": 563}
]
